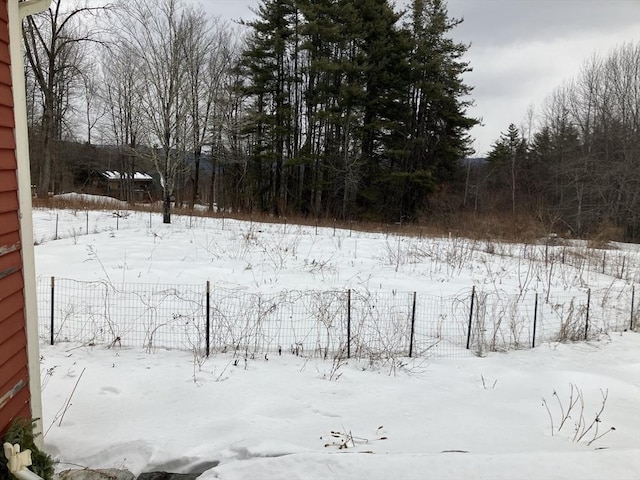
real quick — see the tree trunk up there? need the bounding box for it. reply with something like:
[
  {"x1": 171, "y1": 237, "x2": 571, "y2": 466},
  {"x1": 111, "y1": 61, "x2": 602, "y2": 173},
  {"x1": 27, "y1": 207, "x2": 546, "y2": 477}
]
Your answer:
[
  {"x1": 191, "y1": 147, "x2": 201, "y2": 209},
  {"x1": 208, "y1": 155, "x2": 217, "y2": 212},
  {"x1": 38, "y1": 136, "x2": 52, "y2": 197},
  {"x1": 163, "y1": 191, "x2": 171, "y2": 224},
  {"x1": 37, "y1": 106, "x2": 54, "y2": 197}
]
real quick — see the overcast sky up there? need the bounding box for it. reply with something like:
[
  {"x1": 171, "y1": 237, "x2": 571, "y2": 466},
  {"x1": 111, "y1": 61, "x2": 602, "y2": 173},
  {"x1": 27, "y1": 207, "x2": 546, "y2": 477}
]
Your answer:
[{"x1": 198, "y1": 0, "x2": 640, "y2": 155}]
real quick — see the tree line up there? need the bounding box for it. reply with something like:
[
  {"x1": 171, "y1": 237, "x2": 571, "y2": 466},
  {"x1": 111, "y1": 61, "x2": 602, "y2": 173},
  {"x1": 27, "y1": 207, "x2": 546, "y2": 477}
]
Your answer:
[
  {"x1": 22, "y1": 0, "x2": 476, "y2": 224},
  {"x1": 22, "y1": 0, "x2": 639, "y2": 240},
  {"x1": 482, "y1": 42, "x2": 639, "y2": 240}
]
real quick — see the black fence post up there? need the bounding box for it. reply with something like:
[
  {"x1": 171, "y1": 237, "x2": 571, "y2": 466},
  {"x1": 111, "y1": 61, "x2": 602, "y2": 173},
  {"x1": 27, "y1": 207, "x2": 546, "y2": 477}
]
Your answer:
[
  {"x1": 466, "y1": 286, "x2": 475, "y2": 350},
  {"x1": 532, "y1": 293, "x2": 538, "y2": 348},
  {"x1": 206, "y1": 281, "x2": 211, "y2": 357},
  {"x1": 631, "y1": 285, "x2": 636, "y2": 331},
  {"x1": 585, "y1": 288, "x2": 591, "y2": 340},
  {"x1": 409, "y1": 292, "x2": 417, "y2": 358},
  {"x1": 50, "y1": 276, "x2": 55, "y2": 345},
  {"x1": 347, "y1": 289, "x2": 351, "y2": 359}
]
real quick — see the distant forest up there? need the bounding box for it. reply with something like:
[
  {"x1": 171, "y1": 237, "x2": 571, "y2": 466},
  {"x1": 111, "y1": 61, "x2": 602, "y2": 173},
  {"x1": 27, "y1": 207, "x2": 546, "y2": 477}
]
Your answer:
[{"x1": 22, "y1": 0, "x2": 640, "y2": 240}]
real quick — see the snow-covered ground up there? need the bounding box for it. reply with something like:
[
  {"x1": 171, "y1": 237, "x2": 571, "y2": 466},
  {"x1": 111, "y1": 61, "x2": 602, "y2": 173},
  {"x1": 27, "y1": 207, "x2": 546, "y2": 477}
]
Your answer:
[
  {"x1": 33, "y1": 198, "x2": 640, "y2": 296},
  {"x1": 31, "y1": 199, "x2": 640, "y2": 479},
  {"x1": 39, "y1": 335, "x2": 640, "y2": 480}
]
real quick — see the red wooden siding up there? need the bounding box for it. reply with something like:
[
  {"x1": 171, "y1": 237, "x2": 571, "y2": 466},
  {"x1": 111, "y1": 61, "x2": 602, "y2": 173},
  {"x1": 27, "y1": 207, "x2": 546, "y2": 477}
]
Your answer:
[{"x1": 0, "y1": 0, "x2": 32, "y2": 440}]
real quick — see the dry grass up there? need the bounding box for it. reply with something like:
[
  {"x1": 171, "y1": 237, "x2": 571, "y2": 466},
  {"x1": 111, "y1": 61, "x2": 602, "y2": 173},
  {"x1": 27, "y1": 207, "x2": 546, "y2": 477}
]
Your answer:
[
  {"x1": 33, "y1": 196, "x2": 627, "y2": 246},
  {"x1": 586, "y1": 222, "x2": 625, "y2": 249},
  {"x1": 425, "y1": 212, "x2": 546, "y2": 243},
  {"x1": 33, "y1": 195, "x2": 151, "y2": 212}
]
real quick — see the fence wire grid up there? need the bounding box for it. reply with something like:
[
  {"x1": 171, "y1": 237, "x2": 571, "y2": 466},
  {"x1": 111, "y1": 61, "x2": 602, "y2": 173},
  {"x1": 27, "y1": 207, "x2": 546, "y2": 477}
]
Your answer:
[{"x1": 36, "y1": 277, "x2": 638, "y2": 359}]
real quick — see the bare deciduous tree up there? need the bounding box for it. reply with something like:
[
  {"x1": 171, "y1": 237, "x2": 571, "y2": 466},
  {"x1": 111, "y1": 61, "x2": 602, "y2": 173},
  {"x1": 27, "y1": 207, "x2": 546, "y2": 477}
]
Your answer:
[
  {"x1": 100, "y1": 40, "x2": 146, "y2": 201},
  {"x1": 535, "y1": 42, "x2": 639, "y2": 238},
  {"x1": 116, "y1": 0, "x2": 192, "y2": 223},
  {"x1": 23, "y1": 0, "x2": 109, "y2": 197}
]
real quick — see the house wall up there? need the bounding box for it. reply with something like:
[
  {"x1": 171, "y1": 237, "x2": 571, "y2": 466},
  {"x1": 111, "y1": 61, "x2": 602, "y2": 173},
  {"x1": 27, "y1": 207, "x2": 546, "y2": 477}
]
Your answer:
[{"x1": 0, "y1": 0, "x2": 32, "y2": 439}]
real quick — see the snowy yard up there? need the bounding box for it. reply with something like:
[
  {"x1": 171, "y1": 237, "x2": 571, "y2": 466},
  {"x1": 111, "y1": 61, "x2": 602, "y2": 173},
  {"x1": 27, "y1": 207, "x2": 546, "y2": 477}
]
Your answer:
[
  {"x1": 32, "y1": 200, "x2": 640, "y2": 479},
  {"x1": 39, "y1": 335, "x2": 640, "y2": 480}
]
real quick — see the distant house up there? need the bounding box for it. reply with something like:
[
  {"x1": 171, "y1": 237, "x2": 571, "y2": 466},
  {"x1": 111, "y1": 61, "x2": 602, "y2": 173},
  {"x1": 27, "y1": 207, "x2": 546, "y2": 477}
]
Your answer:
[
  {"x1": 1, "y1": 0, "x2": 50, "y2": 445},
  {"x1": 87, "y1": 170, "x2": 155, "y2": 202}
]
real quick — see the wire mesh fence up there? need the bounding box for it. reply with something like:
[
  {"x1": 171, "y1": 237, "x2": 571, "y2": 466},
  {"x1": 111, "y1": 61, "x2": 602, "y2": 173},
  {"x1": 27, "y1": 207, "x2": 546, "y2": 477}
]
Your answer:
[{"x1": 36, "y1": 277, "x2": 638, "y2": 359}]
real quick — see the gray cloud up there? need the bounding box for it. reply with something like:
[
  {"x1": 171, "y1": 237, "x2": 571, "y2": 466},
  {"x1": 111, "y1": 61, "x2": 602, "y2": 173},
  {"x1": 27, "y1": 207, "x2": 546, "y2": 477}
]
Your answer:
[
  {"x1": 446, "y1": 0, "x2": 639, "y2": 45},
  {"x1": 446, "y1": 0, "x2": 639, "y2": 152}
]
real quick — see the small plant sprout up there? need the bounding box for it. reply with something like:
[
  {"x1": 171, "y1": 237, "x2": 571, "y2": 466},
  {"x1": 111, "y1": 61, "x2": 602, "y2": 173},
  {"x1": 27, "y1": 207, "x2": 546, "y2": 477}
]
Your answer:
[
  {"x1": 321, "y1": 346, "x2": 348, "y2": 381},
  {"x1": 45, "y1": 367, "x2": 86, "y2": 437},
  {"x1": 481, "y1": 374, "x2": 497, "y2": 389},
  {"x1": 322, "y1": 426, "x2": 388, "y2": 450},
  {"x1": 542, "y1": 384, "x2": 615, "y2": 446}
]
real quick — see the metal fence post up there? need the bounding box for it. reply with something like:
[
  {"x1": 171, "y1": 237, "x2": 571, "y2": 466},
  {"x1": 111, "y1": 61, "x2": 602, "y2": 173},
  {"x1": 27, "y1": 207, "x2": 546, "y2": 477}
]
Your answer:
[
  {"x1": 532, "y1": 293, "x2": 538, "y2": 348},
  {"x1": 466, "y1": 286, "x2": 475, "y2": 350},
  {"x1": 206, "y1": 281, "x2": 211, "y2": 357},
  {"x1": 86, "y1": 210, "x2": 89, "y2": 234},
  {"x1": 409, "y1": 292, "x2": 417, "y2": 357},
  {"x1": 585, "y1": 288, "x2": 591, "y2": 340},
  {"x1": 631, "y1": 285, "x2": 636, "y2": 331},
  {"x1": 50, "y1": 276, "x2": 55, "y2": 345},
  {"x1": 347, "y1": 289, "x2": 351, "y2": 359},
  {"x1": 55, "y1": 214, "x2": 59, "y2": 240}
]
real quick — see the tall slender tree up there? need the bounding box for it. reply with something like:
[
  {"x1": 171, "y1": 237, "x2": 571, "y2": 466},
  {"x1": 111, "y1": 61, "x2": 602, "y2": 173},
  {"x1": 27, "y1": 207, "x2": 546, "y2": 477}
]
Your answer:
[
  {"x1": 403, "y1": 0, "x2": 478, "y2": 219},
  {"x1": 240, "y1": 0, "x2": 300, "y2": 215},
  {"x1": 353, "y1": 0, "x2": 412, "y2": 220},
  {"x1": 22, "y1": 0, "x2": 108, "y2": 197},
  {"x1": 117, "y1": 0, "x2": 192, "y2": 223},
  {"x1": 487, "y1": 123, "x2": 527, "y2": 214},
  {"x1": 101, "y1": 41, "x2": 145, "y2": 201}
]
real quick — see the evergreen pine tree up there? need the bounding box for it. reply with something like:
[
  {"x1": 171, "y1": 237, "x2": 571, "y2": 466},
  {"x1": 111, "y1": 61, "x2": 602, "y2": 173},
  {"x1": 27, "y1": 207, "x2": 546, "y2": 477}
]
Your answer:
[
  {"x1": 403, "y1": 0, "x2": 478, "y2": 219},
  {"x1": 353, "y1": 0, "x2": 413, "y2": 220},
  {"x1": 240, "y1": 0, "x2": 478, "y2": 221},
  {"x1": 240, "y1": 0, "x2": 298, "y2": 214},
  {"x1": 487, "y1": 123, "x2": 527, "y2": 213}
]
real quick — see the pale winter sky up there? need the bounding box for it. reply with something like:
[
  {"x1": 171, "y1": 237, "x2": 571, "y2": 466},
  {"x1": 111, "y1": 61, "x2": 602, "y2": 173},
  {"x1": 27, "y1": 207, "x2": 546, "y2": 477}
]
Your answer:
[{"x1": 196, "y1": 0, "x2": 640, "y2": 156}]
